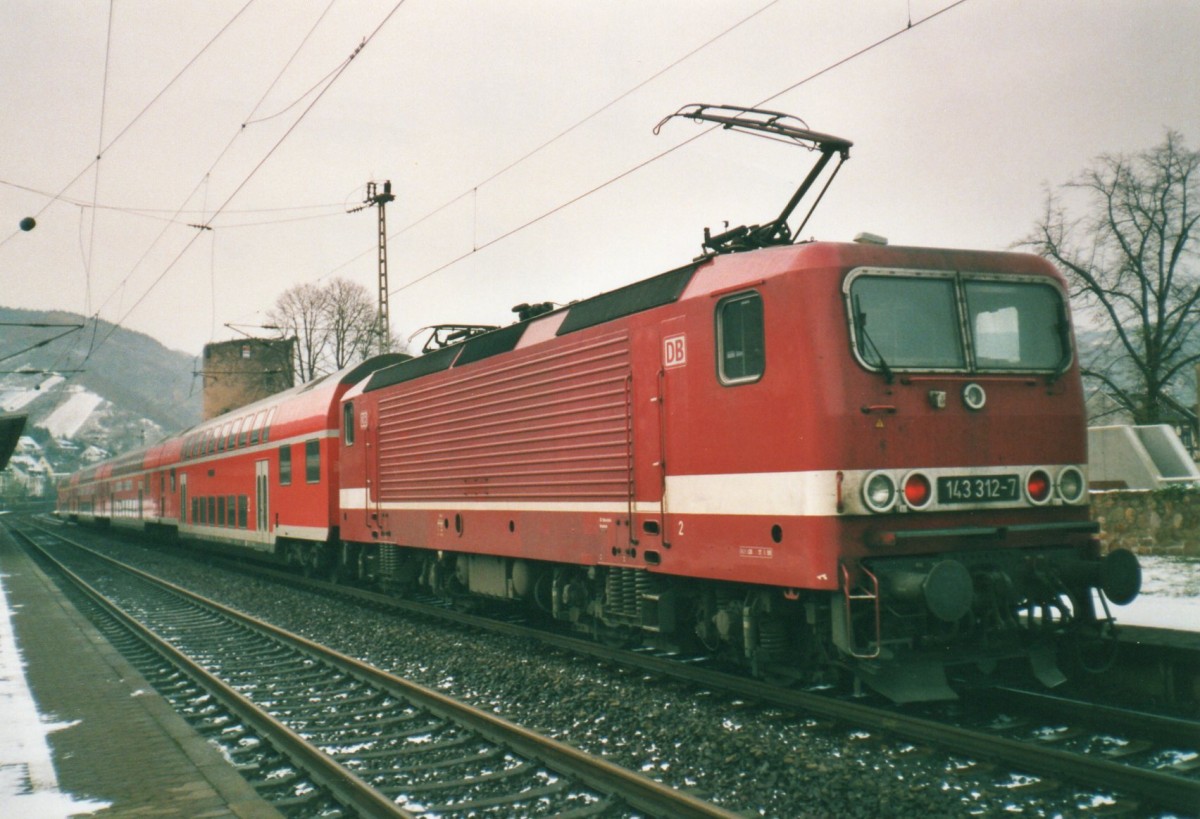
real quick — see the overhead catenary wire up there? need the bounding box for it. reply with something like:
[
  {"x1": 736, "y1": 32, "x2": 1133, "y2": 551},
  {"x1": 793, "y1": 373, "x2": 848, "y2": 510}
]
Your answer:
[
  {"x1": 389, "y1": 0, "x2": 973, "y2": 300},
  {"x1": 7, "y1": 0, "x2": 969, "y2": 373},
  {"x1": 0, "y1": 179, "x2": 346, "y2": 224},
  {"x1": 304, "y1": 0, "x2": 787, "y2": 289},
  {"x1": 6, "y1": 0, "x2": 266, "y2": 383},
  {"x1": 86, "y1": 0, "x2": 343, "y2": 331},
  {"x1": 0, "y1": 0, "x2": 260, "y2": 253},
  {"x1": 0, "y1": 1, "x2": 386, "y2": 389},
  {"x1": 86, "y1": 0, "x2": 117, "y2": 316},
  {"x1": 83, "y1": 0, "x2": 410, "y2": 368}
]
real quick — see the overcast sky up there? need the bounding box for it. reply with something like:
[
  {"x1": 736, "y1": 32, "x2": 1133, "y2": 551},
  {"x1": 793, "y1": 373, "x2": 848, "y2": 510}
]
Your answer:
[{"x1": 2, "y1": 0, "x2": 1197, "y2": 361}]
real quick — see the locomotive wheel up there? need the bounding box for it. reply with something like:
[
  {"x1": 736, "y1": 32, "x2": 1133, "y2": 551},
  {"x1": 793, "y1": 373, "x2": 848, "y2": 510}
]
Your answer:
[{"x1": 693, "y1": 596, "x2": 722, "y2": 653}]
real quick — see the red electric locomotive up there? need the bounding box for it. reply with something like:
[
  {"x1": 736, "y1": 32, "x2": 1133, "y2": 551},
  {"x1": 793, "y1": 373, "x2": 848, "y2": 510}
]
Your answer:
[{"x1": 332, "y1": 107, "x2": 1141, "y2": 700}]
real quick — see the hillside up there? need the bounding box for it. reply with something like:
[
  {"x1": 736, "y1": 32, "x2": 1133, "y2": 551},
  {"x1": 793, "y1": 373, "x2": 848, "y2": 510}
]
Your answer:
[{"x1": 0, "y1": 306, "x2": 202, "y2": 469}]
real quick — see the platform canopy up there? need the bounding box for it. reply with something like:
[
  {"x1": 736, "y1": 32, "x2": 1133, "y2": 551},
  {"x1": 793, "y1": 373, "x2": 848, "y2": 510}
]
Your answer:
[{"x1": 0, "y1": 413, "x2": 27, "y2": 471}]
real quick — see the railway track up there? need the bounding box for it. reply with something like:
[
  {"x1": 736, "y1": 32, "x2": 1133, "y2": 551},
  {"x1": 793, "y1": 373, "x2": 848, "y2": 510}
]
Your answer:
[
  {"x1": 10, "y1": 522, "x2": 737, "y2": 818},
  {"x1": 168, "y1": 529, "x2": 1200, "y2": 815},
  {"x1": 21, "y1": 518, "x2": 1200, "y2": 815}
]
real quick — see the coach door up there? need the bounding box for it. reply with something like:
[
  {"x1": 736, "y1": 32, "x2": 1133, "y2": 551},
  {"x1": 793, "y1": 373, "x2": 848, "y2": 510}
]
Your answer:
[{"x1": 255, "y1": 459, "x2": 269, "y2": 537}]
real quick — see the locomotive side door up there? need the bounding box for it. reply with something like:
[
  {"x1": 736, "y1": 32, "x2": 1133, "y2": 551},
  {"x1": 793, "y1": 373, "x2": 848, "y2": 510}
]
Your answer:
[
  {"x1": 370, "y1": 406, "x2": 384, "y2": 533},
  {"x1": 657, "y1": 315, "x2": 690, "y2": 547},
  {"x1": 348, "y1": 396, "x2": 379, "y2": 535}
]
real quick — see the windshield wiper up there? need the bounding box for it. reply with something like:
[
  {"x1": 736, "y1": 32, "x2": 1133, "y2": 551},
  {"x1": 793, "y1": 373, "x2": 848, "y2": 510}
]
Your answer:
[{"x1": 853, "y1": 296, "x2": 894, "y2": 383}]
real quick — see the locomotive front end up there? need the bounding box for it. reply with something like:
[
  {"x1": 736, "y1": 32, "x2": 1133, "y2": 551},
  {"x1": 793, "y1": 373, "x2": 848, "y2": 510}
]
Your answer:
[{"x1": 831, "y1": 251, "x2": 1141, "y2": 701}]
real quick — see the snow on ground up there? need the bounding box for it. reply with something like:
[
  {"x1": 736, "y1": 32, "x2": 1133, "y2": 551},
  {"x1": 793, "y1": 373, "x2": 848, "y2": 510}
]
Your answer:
[
  {"x1": 0, "y1": 570, "x2": 108, "y2": 817},
  {"x1": 36, "y1": 388, "x2": 104, "y2": 440},
  {"x1": 0, "y1": 375, "x2": 64, "y2": 413},
  {"x1": 1110, "y1": 554, "x2": 1200, "y2": 632}
]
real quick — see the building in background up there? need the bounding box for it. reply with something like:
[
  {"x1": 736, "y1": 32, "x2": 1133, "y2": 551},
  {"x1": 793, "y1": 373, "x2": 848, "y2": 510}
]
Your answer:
[{"x1": 201, "y1": 338, "x2": 295, "y2": 421}]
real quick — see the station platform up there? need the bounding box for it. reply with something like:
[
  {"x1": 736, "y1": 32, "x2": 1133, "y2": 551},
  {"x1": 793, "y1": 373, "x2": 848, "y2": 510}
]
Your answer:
[{"x1": 0, "y1": 525, "x2": 280, "y2": 817}]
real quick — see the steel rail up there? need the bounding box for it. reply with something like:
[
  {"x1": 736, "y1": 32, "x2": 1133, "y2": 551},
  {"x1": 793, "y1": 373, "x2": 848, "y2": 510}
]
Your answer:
[
  {"x1": 24, "y1": 524, "x2": 739, "y2": 819},
  {"x1": 207, "y1": 550, "x2": 1200, "y2": 815},
  {"x1": 980, "y1": 686, "x2": 1200, "y2": 748},
  {"x1": 16, "y1": 530, "x2": 411, "y2": 819}
]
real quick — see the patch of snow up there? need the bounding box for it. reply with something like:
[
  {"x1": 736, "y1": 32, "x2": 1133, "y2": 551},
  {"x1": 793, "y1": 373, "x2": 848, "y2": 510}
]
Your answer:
[
  {"x1": 1110, "y1": 555, "x2": 1200, "y2": 632},
  {"x1": 36, "y1": 389, "x2": 104, "y2": 440},
  {"x1": 0, "y1": 573, "x2": 109, "y2": 817},
  {"x1": 0, "y1": 376, "x2": 64, "y2": 413}
]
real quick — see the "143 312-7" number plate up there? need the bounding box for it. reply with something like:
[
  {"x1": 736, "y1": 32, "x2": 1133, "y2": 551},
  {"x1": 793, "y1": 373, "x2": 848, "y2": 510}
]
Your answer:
[{"x1": 936, "y1": 474, "x2": 1020, "y2": 503}]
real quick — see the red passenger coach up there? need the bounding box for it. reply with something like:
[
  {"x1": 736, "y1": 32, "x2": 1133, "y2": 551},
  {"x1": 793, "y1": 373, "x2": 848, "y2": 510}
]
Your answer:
[{"x1": 59, "y1": 355, "x2": 406, "y2": 570}]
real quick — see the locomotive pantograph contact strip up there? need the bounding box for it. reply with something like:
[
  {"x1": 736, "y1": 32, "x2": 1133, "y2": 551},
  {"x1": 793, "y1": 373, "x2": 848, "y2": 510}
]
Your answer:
[{"x1": 17, "y1": 525, "x2": 737, "y2": 819}]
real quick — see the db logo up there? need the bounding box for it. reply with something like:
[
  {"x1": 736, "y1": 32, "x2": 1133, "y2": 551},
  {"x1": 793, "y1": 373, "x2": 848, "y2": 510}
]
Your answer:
[{"x1": 663, "y1": 334, "x2": 687, "y2": 368}]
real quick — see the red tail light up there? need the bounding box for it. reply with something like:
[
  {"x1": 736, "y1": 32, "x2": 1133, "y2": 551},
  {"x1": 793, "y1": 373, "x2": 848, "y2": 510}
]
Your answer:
[
  {"x1": 903, "y1": 473, "x2": 931, "y2": 508},
  {"x1": 1026, "y1": 470, "x2": 1051, "y2": 503}
]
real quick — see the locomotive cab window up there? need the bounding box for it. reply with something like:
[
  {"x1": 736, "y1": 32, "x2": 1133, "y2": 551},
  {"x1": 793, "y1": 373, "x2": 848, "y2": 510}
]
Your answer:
[
  {"x1": 847, "y1": 269, "x2": 1070, "y2": 374},
  {"x1": 965, "y1": 280, "x2": 1066, "y2": 370},
  {"x1": 343, "y1": 402, "x2": 355, "y2": 446},
  {"x1": 716, "y1": 291, "x2": 765, "y2": 384}
]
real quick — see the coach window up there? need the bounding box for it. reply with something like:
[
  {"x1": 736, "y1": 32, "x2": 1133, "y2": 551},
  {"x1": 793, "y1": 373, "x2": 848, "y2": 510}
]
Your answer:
[
  {"x1": 217, "y1": 496, "x2": 226, "y2": 526},
  {"x1": 343, "y1": 402, "x2": 355, "y2": 446},
  {"x1": 305, "y1": 439, "x2": 321, "y2": 483},
  {"x1": 249, "y1": 410, "x2": 266, "y2": 445},
  {"x1": 239, "y1": 415, "x2": 253, "y2": 447},
  {"x1": 237, "y1": 495, "x2": 248, "y2": 528},
  {"x1": 228, "y1": 418, "x2": 242, "y2": 449},
  {"x1": 716, "y1": 291, "x2": 765, "y2": 384},
  {"x1": 261, "y1": 408, "x2": 276, "y2": 443},
  {"x1": 279, "y1": 444, "x2": 292, "y2": 485}
]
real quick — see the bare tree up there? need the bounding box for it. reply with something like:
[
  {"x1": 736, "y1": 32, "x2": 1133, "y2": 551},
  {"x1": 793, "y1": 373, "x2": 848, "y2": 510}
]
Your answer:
[
  {"x1": 266, "y1": 282, "x2": 329, "y2": 382},
  {"x1": 1023, "y1": 131, "x2": 1200, "y2": 423},
  {"x1": 324, "y1": 277, "x2": 380, "y2": 370},
  {"x1": 267, "y1": 278, "x2": 389, "y2": 380}
]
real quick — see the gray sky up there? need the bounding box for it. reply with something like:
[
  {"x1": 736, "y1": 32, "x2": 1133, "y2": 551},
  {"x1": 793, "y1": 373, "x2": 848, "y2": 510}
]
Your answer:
[{"x1": 2, "y1": 0, "x2": 1198, "y2": 358}]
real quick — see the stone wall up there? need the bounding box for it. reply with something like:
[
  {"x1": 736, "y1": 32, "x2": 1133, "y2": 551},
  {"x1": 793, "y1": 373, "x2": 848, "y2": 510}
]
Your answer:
[
  {"x1": 202, "y1": 338, "x2": 295, "y2": 420},
  {"x1": 1090, "y1": 488, "x2": 1200, "y2": 555}
]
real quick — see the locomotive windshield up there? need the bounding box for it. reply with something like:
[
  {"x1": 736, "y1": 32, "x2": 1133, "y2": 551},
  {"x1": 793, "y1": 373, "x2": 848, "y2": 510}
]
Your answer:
[{"x1": 847, "y1": 270, "x2": 1069, "y2": 374}]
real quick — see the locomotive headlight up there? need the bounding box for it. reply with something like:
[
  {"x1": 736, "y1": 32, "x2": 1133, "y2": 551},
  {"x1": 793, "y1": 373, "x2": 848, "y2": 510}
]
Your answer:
[
  {"x1": 902, "y1": 472, "x2": 932, "y2": 509},
  {"x1": 1025, "y1": 469, "x2": 1052, "y2": 505},
  {"x1": 863, "y1": 471, "x2": 897, "y2": 513},
  {"x1": 1056, "y1": 466, "x2": 1086, "y2": 503}
]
